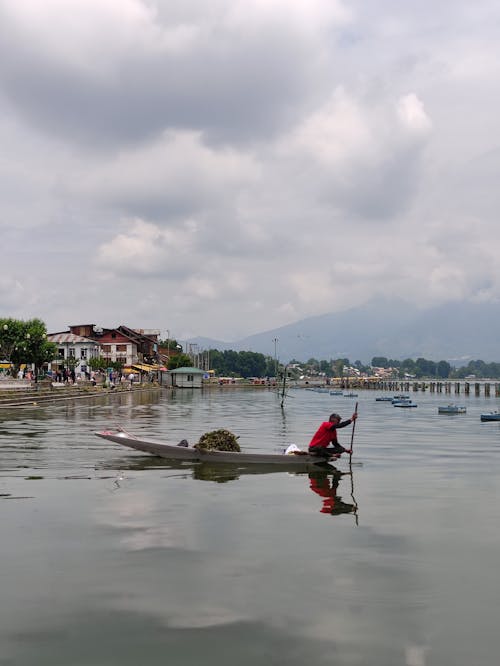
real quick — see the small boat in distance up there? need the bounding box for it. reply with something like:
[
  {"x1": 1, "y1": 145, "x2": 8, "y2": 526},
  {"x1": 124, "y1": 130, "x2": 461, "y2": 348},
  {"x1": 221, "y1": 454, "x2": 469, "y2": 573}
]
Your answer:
[
  {"x1": 329, "y1": 390, "x2": 343, "y2": 395},
  {"x1": 343, "y1": 392, "x2": 358, "y2": 397},
  {"x1": 393, "y1": 399, "x2": 417, "y2": 408},
  {"x1": 392, "y1": 395, "x2": 410, "y2": 403},
  {"x1": 438, "y1": 405, "x2": 466, "y2": 414},
  {"x1": 480, "y1": 411, "x2": 500, "y2": 422},
  {"x1": 375, "y1": 396, "x2": 393, "y2": 402}
]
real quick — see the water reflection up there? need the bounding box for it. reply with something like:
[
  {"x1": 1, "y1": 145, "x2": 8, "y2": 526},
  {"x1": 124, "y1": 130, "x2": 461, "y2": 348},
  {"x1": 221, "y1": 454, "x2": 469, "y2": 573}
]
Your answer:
[
  {"x1": 100, "y1": 455, "x2": 359, "y2": 516},
  {"x1": 308, "y1": 468, "x2": 357, "y2": 516}
]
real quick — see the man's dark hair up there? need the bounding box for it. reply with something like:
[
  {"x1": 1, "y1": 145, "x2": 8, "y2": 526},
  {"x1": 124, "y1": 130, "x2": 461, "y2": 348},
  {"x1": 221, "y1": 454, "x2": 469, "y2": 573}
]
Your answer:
[{"x1": 329, "y1": 413, "x2": 341, "y2": 421}]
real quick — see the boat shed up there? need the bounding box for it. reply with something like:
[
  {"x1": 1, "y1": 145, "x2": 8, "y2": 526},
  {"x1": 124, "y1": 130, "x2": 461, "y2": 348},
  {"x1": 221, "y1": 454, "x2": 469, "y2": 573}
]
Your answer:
[{"x1": 165, "y1": 366, "x2": 205, "y2": 388}]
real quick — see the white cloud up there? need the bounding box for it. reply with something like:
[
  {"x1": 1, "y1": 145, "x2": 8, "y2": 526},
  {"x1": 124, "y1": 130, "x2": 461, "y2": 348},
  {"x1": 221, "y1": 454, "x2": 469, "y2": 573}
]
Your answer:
[
  {"x1": 0, "y1": 0, "x2": 500, "y2": 339},
  {"x1": 397, "y1": 93, "x2": 432, "y2": 133},
  {"x1": 96, "y1": 218, "x2": 198, "y2": 276}
]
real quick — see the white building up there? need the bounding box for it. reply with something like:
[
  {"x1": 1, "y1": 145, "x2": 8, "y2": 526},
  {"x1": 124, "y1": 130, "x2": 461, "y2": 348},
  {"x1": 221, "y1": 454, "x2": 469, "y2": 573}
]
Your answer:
[
  {"x1": 162, "y1": 366, "x2": 206, "y2": 388},
  {"x1": 47, "y1": 333, "x2": 101, "y2": 375}
]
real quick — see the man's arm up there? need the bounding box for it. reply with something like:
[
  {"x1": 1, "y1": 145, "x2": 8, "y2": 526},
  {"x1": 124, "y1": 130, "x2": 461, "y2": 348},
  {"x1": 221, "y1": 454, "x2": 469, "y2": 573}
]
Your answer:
[{"x1": 330, "y1": 418, "x2": 351, "y2": 431}]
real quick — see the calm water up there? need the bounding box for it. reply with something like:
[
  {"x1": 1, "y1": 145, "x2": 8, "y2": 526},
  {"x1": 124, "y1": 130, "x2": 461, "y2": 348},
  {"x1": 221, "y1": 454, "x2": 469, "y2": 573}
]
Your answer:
[{"x1": 1, "y1": 387, "x2": 500, "y2": 666}]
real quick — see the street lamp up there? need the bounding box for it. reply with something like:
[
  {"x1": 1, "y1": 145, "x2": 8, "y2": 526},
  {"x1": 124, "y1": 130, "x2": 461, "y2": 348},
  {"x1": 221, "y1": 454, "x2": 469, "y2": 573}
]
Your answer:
[{"x1": 273, "y1": 337, "x2": 278, "y2": 378}]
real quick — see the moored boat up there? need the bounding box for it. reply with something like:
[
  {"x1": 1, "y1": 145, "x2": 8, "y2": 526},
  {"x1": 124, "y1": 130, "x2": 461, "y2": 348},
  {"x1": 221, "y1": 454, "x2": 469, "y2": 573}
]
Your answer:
[
  {"x1": 438, "y1": 405, "x2": 466, "y2": 414},
  {"x1": 95, "y1": 429, "x2": 345, "y2": 467},
  {"x1": 393, "y1": 399, "x2": 417, "y2": 408},
  {"x1": 480, "y1": 411, "x2": 500, "y2": 422},
  {"x1": 391, "y1": 395, "x2": 410, "y2": 403},
  {"x1": 375, "y1": 397, "x2": 393, "y2": 402}
]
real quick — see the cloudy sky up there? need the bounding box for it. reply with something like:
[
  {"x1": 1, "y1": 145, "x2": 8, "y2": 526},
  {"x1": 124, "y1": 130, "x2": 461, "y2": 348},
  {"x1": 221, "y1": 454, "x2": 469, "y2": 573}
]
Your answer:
[{"x1": 1, "y1": 0, "x2": 499, "y2": 342}]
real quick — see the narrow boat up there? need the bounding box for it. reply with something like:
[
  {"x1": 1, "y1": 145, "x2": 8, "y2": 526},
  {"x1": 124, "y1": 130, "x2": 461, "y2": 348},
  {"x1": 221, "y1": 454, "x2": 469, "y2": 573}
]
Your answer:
[
  {"x1": 343, "y1": 393, "x2": 358, "y2": 397},
  {"x1": 375, "y1": 397, "x2": 393, "y2": 402},
  {"x1": 438, "y1": 405, "x2": 466, "y2": 414},
  {"x1": 95, "y1": 429, "x2": 344, "y2": 467},
  {"x1": 329, "y1": 390, "x2": 343, "y2": 395},
  {"x1": 480, "y1": 412, "x2": 500, "y2": 422}
]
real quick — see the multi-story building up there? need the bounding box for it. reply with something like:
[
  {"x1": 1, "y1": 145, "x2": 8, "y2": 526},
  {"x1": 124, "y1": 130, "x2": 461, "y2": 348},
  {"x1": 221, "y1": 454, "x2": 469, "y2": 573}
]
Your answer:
[
  {"x1": 47, "y1": 324, "x2": 162, "y2": 375},
  {"x1": 47, "y1": 331, "x2": 101, "y2": 375}
]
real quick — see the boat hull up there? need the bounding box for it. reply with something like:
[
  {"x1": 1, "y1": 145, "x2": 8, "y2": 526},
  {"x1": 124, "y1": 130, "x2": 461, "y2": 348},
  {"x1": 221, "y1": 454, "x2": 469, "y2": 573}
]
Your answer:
[
  {"x1": 480, "y1": 413, "x2": 500, "y2": 422},
  {"x1": 95, "y1": 430, "x2": 342, "y2": 466},
  {"x1": 438, "y1": 406, "x2": 466, "y2": 414}
]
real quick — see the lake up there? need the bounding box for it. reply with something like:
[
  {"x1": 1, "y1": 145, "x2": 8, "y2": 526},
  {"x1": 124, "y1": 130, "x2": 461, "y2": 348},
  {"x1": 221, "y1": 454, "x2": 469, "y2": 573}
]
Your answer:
[{"x1": 1, "y1": 387, "x2": 500, "y2": 665}]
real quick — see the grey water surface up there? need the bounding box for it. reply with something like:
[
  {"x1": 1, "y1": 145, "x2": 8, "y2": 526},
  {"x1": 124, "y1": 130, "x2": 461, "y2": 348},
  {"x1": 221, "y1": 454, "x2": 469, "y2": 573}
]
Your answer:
[{"x1": 1, "y1": 387, "x2": 499, "y2": 666}]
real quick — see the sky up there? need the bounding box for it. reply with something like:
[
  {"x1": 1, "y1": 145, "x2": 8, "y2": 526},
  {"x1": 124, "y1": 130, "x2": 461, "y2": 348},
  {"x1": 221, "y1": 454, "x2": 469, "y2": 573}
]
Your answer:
[{"x1": 1, "y1": 0, "x2": 499, "y2": 343}]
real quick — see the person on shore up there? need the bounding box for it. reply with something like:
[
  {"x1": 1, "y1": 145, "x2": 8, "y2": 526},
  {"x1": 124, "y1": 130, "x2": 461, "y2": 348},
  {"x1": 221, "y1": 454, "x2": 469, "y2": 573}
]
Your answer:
[{"x1": 308, "y1": 412, "x2": 357, "y2": 459}]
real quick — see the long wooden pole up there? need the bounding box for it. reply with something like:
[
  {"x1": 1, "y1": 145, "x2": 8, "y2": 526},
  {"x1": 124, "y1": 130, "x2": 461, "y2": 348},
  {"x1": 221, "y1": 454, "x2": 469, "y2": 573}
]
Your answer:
[
  {"x1": 349, "y1": 402, "x2": 358, "y2": 462},
  {"x1": 349, "y1": 401, "x2": 359, "y2": 524}
]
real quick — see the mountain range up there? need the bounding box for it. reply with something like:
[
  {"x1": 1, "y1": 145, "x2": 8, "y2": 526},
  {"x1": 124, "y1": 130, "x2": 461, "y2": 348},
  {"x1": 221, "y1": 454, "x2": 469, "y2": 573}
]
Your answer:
[{"x1": 188, "y1": 299, "x2": 500, "y2": 365}]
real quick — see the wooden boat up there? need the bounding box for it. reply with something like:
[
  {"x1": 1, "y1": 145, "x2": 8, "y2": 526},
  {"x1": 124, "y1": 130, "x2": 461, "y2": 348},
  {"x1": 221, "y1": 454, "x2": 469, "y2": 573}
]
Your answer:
[
  {"x1": 375, "y1": 396, "x2": 393, "y2": 402},
  {"x1": 95, "y1": 429, "x2": 344, "y2": 467},
  {"x1": 343, "y1": 393, "x2": 358, "y2": 397},
  {"x1": 480, "y1": 412, "x2": 500, "y2": 422},
  {"x1": 438, "y1": 405, "x2": 466, "y2": 414}
]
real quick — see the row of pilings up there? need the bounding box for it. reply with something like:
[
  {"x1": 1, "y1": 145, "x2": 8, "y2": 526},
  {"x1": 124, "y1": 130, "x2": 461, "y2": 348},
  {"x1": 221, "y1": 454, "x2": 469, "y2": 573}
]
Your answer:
[{"x1": 355, "y1": 381, "x2": 500, "y2": 396}]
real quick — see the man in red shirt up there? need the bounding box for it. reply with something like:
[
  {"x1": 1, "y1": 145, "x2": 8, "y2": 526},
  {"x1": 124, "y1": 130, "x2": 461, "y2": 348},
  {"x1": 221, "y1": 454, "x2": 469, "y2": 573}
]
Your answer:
[{"x1": 308, "y1": 412, "x2": 357, "y2": 459}]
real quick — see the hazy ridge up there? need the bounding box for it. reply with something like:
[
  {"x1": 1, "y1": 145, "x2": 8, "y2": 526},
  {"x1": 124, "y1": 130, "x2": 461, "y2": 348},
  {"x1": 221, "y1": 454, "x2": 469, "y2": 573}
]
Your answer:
[{"x1": 188, "y1": 299, "x2": 500, "y2": 364}]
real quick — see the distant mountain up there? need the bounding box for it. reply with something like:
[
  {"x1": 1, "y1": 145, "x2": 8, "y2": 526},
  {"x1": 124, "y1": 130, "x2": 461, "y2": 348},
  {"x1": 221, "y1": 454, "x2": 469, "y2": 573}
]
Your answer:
[{"x1": 188, "y1": 299, "x2": 500, "y2": 364}]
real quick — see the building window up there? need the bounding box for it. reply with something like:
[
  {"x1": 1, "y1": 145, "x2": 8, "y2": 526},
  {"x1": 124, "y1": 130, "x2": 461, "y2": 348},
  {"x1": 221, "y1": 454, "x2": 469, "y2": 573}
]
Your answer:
[
  {"x1": 69, "y1": 348, "x2": 75, "y2": 358},
  {"x1": 81, "y1": 348, "x2": 87, "y2": 359},
  {"x1": 102, "y1": 345, "x2": 111, "y2": 353},
  {"x1": 58, "y1": 348, "x2": 65, "y2": 358},
  {"x1": 187, "y1": 374, "x2": 193, "y2": 382},
  {"x1": 116, "y1": 344, "x2": 127, "y2": 352}
]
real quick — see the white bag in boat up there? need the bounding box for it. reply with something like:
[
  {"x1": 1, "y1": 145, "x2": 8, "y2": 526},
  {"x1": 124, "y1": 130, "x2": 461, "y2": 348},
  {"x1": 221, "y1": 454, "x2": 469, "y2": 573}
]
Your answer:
[{"x1": 284, "y1": 444, "x2": 301, "y2": 455}]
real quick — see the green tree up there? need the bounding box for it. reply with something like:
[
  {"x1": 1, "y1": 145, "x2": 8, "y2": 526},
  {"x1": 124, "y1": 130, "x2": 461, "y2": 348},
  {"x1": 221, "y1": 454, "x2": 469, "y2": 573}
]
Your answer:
[
  {"x1": 0, "y1": 318, "x2": 24, "y2": 373},
  {"x1": 159, "y1": 338, "x2": 182, "y2": 351},
  {"x1": 436, "y1": 360, "x2": 451, "y2": 378},
  {"x1": 371, "y1": 356, "x2": 389, "y2": 368},
  {"x1": 168, "y1": 354, "x2": 192, "y2": 370},
  {"x1": 88, "y1": 357, "x2": 108, "y2": 371},
  {"x1": 332, "y1": 359, "x2": 345, "y2": 377},
  {"x1": 0, "y1": 317, "x2": 56, "y2": 377}
]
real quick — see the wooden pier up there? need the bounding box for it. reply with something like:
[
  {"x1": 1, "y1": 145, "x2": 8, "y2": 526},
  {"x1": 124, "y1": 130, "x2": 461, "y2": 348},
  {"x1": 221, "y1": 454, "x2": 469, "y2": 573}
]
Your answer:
[{"x1": 351, "y1": 380, "x2": 500, "y2": 397}]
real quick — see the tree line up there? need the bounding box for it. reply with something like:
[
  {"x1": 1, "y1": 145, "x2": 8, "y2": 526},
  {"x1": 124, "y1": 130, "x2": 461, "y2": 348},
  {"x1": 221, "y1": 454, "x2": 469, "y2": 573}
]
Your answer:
[
  {"x1": 370, "y1": 357, "x2": 500, "y2": 379},
  {"x1": 208, "y1": 351, "x2": 500, "y2": 380}
]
